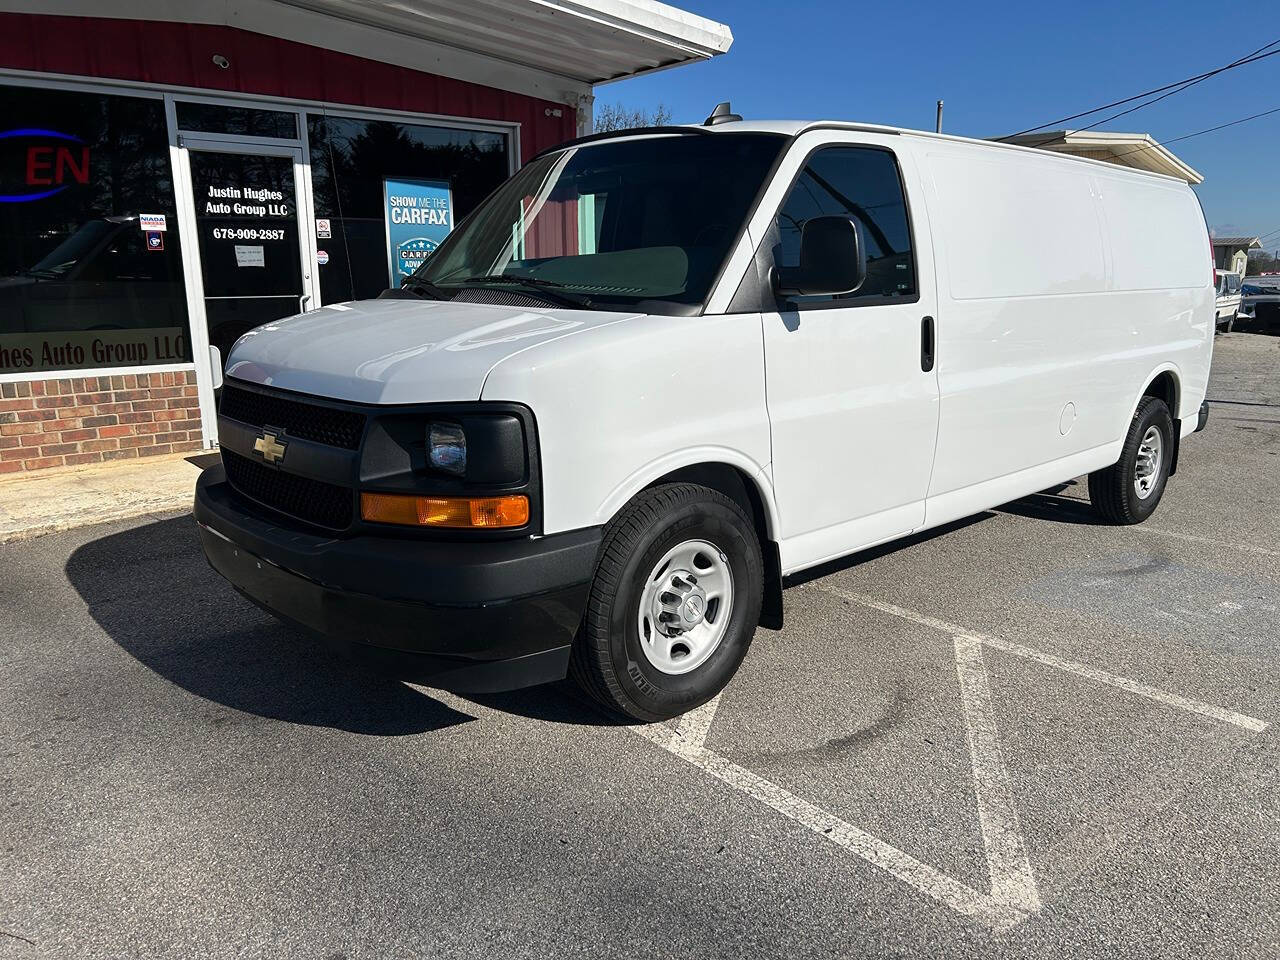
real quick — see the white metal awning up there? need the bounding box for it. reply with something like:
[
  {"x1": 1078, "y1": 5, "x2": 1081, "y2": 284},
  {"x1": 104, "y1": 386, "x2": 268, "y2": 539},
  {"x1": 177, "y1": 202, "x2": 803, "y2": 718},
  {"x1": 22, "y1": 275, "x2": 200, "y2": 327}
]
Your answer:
[
  {"x1": 1000, "y1": 130, "x2": 1204, "y2": 184},
  {"x1": 282, "y1": 0, "x2": 733, "y2": 85},
  {"x1": 9, "y1": 0, "x2": 732, "y2": 105}
]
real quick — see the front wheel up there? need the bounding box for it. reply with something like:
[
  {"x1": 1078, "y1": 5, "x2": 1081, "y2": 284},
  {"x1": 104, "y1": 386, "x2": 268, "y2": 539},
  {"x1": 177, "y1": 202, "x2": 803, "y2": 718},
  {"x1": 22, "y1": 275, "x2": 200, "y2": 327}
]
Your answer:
[
  {"x1": 1088, "y1": 396, "x2": 1174, "y2": 524},
  {"x1": 570, "y1": 483, "x2": 763, "y2": 722}
]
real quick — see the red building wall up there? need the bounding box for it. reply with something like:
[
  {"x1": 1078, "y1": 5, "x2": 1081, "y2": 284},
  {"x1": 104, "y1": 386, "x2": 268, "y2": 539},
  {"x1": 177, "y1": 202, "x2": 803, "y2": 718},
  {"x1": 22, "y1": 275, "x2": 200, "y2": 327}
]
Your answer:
[
  {"x1": 0, "y1": 371, "x2": 203, "y2": 474},
  {"x1": 0, "y1": 13, "x2": 578, "y2": 161},
  {"x1": 0, "y1": 13, "x2": 578, "y2": 474}
]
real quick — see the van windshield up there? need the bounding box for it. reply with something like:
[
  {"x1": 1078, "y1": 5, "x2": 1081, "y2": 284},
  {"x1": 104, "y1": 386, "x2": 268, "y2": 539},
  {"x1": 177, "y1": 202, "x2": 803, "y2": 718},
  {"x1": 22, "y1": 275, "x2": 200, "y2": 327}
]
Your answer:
[{"x1": 413, "y1": 132, "x2": 786, "y2": 312}]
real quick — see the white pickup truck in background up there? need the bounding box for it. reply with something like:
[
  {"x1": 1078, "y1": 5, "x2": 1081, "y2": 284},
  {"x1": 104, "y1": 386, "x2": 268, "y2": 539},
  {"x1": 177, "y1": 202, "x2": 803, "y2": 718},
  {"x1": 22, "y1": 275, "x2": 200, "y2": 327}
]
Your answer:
[{"x1": 1215, "y1": 269, "x2": 1243, "y2": 331}]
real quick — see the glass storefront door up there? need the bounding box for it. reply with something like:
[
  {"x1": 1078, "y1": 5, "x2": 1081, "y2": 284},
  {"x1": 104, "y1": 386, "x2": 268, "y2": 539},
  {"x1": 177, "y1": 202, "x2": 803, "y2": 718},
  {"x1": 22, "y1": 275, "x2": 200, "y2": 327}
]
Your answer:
[{"x1": 181, "y1": 140, "x2": 315, "y2": 369}]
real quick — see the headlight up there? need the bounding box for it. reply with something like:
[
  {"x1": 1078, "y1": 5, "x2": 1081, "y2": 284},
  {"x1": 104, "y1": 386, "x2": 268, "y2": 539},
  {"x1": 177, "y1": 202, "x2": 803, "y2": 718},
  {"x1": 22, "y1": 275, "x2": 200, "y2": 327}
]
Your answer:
[{"x1": 427, "y1": 422, "x2": 466, "y2": 475}]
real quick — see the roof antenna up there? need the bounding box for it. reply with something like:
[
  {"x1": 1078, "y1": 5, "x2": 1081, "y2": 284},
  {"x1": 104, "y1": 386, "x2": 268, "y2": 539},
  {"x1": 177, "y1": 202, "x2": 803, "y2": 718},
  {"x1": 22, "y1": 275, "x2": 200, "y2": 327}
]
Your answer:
[{"x1": 703, "y1": 101, "x2": 742, "y2": 126}]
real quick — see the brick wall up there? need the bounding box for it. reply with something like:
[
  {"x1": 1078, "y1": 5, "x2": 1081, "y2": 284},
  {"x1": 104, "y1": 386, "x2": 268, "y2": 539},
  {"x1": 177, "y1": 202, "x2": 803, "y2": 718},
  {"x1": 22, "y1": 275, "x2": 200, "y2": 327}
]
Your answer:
[{"x1": 0, "y1": 371, "x2": 204, "y2": 474}]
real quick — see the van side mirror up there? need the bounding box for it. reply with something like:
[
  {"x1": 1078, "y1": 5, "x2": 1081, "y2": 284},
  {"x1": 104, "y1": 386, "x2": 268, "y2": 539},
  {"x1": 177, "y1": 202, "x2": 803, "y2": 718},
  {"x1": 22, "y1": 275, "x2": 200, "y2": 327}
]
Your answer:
[{"x1": 772, "y1": 215, "x2": 867, "y2": 298}]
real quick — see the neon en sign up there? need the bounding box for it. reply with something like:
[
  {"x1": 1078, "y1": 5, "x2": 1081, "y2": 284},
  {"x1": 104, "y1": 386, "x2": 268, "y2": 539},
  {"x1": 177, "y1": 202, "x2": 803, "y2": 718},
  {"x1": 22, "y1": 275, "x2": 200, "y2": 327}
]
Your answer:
[{"x1": 0, "y1": 129, "x2": 89, "y2": 203}]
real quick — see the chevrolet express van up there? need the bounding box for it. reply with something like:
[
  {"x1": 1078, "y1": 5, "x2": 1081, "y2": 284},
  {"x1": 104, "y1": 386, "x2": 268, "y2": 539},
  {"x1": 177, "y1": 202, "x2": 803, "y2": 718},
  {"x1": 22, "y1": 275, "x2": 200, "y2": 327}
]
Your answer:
[{"x1": 195, "y1": 111, "x2": 1214, "y2": 722}]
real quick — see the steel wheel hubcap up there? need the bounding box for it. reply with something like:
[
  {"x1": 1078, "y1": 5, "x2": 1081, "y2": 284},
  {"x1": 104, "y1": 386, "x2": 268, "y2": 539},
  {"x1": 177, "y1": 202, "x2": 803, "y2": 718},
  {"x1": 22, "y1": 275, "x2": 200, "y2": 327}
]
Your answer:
[
  {"x1": 1134, "y1": 425, "x2": 1163, "y2": 500},
  {"x1": 637, "y1": 538, "x2": 734, "y2": 675}
]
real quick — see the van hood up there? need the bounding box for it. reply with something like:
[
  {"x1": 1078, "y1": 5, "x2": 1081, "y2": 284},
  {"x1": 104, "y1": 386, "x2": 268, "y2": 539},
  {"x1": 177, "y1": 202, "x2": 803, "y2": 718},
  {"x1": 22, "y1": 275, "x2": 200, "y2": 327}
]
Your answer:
[{"x1": 224, "y1": 298, "x2": 643, "y2": 404}]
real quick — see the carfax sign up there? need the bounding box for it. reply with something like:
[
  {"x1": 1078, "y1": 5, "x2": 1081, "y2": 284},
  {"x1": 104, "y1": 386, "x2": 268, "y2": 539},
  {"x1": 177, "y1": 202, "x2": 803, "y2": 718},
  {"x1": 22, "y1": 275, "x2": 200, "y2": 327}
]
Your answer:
[{"x1": 383, "y1": 177, "x2": 453, "y2": 288}]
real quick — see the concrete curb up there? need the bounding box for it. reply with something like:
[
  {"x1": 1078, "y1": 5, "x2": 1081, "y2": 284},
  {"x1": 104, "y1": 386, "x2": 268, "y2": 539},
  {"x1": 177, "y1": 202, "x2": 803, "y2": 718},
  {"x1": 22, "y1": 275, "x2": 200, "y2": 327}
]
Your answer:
[
  {"x1": 0, "y1": 452, "x2": 214, "y2": 544},
  {"x1": 0, "y1": 499, "x2": 195, "y2": 545}
]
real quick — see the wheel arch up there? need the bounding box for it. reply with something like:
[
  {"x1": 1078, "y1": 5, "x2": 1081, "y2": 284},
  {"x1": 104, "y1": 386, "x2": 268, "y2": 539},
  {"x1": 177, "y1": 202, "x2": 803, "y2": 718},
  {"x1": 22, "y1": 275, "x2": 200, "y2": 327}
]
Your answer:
[
  {"x1": 1139, "y1": 366, "x2": 1181, "y2": 419},
  {"x1": 596, "y1": 451, "x2": 785, "y2": 630},
  {"x1": 1132, "y1": 364, "x2": 1183, "y2": 475}
]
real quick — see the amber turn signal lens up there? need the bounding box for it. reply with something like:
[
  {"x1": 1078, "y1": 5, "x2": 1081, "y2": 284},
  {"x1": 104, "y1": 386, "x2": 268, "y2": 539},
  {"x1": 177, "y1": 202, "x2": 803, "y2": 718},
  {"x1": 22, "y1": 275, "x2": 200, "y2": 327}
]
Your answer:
[{"x1": 360, "y1": 492, "x2": 529, "y2": 528}]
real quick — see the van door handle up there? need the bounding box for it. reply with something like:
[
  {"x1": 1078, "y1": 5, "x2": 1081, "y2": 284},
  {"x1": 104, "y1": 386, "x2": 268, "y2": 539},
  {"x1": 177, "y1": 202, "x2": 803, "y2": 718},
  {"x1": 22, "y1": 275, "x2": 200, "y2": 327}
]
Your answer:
[{"x1": 921, "y1": 316, "x2": 935, "y2": 372}]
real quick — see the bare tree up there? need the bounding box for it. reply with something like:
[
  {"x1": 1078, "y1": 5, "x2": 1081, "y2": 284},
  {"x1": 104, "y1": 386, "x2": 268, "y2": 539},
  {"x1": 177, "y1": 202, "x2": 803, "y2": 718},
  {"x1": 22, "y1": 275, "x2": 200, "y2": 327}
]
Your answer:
[
  {"x1": 1247, "y1": 249, "x2": 1280, "y2": 275},
  {"x1": 592, "y1": 102, "x2": 673, "y2": 132}
]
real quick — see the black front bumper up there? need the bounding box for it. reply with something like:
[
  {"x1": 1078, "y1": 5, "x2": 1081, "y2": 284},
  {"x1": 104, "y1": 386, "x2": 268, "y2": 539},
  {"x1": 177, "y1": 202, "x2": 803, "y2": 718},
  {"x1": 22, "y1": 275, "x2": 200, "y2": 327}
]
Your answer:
[{"x1": 194, "y1": 464, "x2": 600, "y2": 692}]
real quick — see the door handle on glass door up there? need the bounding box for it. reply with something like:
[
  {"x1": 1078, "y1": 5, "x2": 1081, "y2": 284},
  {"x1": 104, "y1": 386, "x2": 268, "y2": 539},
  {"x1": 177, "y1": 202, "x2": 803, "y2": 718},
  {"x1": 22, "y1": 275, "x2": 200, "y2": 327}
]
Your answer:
[
  {"x1": 921, "y1": 316, "x2": 935, "y2": 372},
  {"x1": 298, "y1": 294, "x2": 311, "y2": 313}
]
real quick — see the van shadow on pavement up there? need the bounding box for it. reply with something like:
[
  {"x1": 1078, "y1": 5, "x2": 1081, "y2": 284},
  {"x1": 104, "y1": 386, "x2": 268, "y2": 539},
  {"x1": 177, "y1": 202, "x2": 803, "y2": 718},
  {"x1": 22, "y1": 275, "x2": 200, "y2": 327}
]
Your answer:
[
  {"x1": 64, "y1": 482, "x2": 1098, "y2": 736},
  {"x1": 65, "y1": 515, "x2": 476, "y2": 736}
]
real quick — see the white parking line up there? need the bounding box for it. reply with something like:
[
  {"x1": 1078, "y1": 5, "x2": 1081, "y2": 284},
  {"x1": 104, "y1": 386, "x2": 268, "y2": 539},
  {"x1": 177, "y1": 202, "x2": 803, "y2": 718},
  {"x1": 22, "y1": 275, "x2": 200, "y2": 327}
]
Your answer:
[
  {"x1": 629, "y1": 702, "x2": 1031, "y2": 931},
  {"x1": 819, "y1": 588, "x2": 1269, "y2": 733},
  {"x1": 953, "y1": 635, "x2": 1042, "y2": 914},
  {"x1": 1127, "y1": 526, "x2": 1280, "y2": 558},
  {"x1": 998, "y1": 493, "x2": 1280, "y2": 558},
  {"x1": 668, "y1": 695, "x2": 719, "y2": 756},
  {"x1": 618, "y1": 586, "x2": 1268, "y2": 932}
]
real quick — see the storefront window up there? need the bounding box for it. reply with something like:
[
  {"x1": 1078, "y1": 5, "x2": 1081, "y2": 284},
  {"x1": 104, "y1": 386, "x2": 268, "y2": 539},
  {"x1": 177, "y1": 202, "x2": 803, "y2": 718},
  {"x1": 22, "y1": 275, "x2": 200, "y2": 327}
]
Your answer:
[
  {"x1": 0, "y1": 85, "x2": 192, "y2": 374},
  {"x1": 307, "y1": 115, "x2": 509, "y2": 304},
  {"x1": 176, "y1": 101, "x2": 298, "y2": 140},
  {"x1": 187, "y1": 150, "x2": 304, "y2": 363}
]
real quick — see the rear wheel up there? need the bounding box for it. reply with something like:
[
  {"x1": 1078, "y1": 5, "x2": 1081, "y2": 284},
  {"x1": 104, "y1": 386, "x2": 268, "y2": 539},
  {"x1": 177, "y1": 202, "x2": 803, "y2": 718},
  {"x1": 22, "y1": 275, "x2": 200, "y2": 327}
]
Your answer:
[
  {"x1": 1088, "y1": 396, "x2": 1174, "y2": 524},
  {"x1": 570, "y1": 482, "x2": 763, "y2": 722}
]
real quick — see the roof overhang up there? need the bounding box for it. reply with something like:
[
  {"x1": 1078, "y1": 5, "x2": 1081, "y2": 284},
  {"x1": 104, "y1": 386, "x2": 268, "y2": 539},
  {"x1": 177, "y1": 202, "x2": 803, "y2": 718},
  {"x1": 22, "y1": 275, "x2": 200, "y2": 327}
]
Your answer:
[
  {"x1": 1000, "y1": 130, "x2": 1203, "y2": 184},
  {"x1": 3, "y1": 0, "x2": 732, "y2": 105},
  {"x1": 1211, "y1": 237, "x2": 1263, "y2": 250}
]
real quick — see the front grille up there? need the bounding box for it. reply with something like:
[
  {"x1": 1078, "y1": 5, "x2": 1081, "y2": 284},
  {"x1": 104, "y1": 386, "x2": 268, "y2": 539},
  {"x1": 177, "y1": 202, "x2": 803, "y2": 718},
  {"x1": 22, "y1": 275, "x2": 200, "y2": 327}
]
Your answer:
[
  {"x1": 222, "y1": 449, "x2": 353, "y2": 530},
  {"x1": 220, "y1": 383, "x2": 366, "y2": 450}
]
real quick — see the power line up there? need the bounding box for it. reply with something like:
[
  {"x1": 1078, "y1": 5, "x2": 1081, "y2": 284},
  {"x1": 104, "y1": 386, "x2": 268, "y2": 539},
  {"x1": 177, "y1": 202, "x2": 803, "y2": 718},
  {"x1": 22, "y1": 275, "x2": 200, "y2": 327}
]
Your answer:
[
  {"x1": 1069, "y1": 39, "x2": 1280, "y2": 135},
  {"x1": 1000, "y1": 39, "x2": 1280, "y2": 141},
  {"x1": 1100, "y1": 104, "x2": 1280, "y2": 166},
  {"x1": 1163, "y1": 104, "x2": 1280, "y2": 145}
]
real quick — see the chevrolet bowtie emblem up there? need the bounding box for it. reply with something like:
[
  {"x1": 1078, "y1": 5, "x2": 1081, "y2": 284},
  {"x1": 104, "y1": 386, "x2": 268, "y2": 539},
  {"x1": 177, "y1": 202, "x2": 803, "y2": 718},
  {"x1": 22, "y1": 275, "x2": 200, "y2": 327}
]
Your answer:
[{"x1": 253, "y1": 431, "x2": 287, "y2": 464}]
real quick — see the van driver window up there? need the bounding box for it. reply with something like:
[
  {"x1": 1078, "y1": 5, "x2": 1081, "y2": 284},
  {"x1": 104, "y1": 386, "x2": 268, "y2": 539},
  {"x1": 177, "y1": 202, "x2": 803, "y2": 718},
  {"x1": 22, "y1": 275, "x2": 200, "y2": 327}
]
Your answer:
[{"x1": 775, "y1": 146, "x2": 916, "y2": 304}]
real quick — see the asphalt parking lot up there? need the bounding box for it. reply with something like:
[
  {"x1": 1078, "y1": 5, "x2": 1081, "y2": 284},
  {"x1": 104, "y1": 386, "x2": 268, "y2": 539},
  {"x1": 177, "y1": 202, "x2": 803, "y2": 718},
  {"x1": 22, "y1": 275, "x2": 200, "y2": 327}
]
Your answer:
[{"x1": 2, "y1": 333, "x2": 1278, "y2": 960}]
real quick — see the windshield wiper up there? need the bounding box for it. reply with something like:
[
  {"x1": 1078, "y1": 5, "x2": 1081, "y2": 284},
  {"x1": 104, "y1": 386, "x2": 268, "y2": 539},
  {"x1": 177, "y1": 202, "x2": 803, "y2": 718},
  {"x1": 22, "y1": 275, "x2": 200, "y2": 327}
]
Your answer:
[
  {"x1": 460, "y1": 274, "x2": 593, "y2": 309},
  {"x1": 400, "y1": 277, "x2": 453, "y2": 300}
]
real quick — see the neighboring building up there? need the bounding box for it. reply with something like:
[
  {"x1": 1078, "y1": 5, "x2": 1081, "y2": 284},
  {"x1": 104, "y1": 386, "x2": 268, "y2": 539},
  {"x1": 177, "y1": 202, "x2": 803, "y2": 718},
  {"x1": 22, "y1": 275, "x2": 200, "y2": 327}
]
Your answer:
[
  {"x1": 1212, "y1": 236, "x2": 1262, "y2": 275},
  {"x1": 0, "y1": 0, "x2": 731, "y2": 473},
  {"x1": 1000, "y1": 130, "x2": 1203, "y2": 184}
]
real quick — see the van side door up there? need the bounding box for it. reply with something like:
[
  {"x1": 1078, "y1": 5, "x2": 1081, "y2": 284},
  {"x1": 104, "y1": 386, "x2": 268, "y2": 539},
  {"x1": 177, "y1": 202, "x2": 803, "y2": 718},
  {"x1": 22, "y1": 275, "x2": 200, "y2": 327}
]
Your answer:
[{"x1": 756, "y1": 137, "x2": 940, "y2": 570}]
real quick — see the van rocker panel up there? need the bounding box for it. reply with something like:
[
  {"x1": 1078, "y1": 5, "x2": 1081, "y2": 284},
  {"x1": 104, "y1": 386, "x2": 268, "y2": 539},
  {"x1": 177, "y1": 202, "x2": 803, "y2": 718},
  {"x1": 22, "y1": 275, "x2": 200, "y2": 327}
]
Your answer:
[{"x1": 194, "y1": 465, "x2": 600, "y2": 690}]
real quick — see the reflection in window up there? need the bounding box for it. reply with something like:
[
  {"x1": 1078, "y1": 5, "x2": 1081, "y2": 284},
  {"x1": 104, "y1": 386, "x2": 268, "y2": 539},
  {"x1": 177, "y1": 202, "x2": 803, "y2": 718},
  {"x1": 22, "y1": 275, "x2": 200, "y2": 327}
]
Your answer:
[
  {"x1": 418, "y1": 134, "x2": 786, "y2": 309},
  {"x1": 176, "y1": 101, "x2": 298, "y2": 139},
  {"x1": 307, "y1": 115, "x2": 510, "y2": 304},
  {"x1": 187, "y1": 151, "x2": 304, "y2": 362},
  {"x1": 775, "y1": 147, "x2": 917, "y2": 304},
  {"x1": 0, "y1": 85, "x2": 191, "y2": 374}
]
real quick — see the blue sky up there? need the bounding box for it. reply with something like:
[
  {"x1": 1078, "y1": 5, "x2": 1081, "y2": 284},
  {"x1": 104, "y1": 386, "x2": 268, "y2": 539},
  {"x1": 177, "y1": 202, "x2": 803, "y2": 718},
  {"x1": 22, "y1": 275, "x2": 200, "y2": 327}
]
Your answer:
[{"x1": 602, "y1": 1, "x2": 1280, "y2": 249}]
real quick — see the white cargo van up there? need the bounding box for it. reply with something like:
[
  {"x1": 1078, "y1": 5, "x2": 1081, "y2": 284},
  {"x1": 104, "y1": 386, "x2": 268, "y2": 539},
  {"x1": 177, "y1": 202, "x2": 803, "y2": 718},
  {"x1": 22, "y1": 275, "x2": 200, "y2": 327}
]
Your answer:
[{"x1": 195, "y1": 109, "x2": 1214, "y2": 722}]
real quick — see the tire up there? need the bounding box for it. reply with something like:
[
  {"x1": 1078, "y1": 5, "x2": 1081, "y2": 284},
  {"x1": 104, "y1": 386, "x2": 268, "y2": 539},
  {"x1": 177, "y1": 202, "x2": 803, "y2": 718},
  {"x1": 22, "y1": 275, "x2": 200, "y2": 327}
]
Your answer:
[
  {"x1": 570, "y1": 482, "x2": 764, "y2": 722},
  {"x1": 1088, "y1": 396, "x2": 1174, "y2": 525}
]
